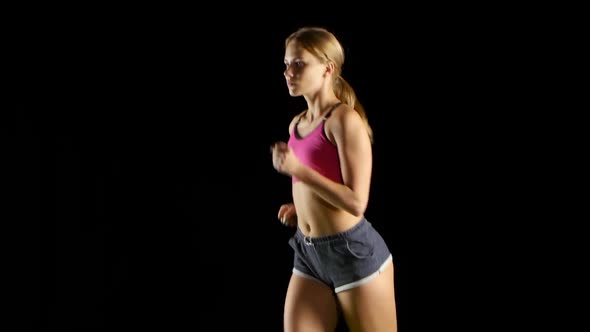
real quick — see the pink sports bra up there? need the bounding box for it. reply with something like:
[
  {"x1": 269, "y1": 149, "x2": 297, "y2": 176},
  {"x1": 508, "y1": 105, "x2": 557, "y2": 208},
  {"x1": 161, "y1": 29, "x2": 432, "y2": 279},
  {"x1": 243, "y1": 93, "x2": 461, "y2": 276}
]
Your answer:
[{"x1": 288, "y1": 103, "x2": 343, "y2": 184}]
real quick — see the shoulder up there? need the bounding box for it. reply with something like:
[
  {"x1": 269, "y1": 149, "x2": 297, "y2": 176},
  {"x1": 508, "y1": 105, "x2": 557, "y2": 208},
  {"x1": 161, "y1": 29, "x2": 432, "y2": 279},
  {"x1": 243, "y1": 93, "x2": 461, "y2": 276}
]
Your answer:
[{"x1": 325, "y1": 104, "x2": 364, "y2": 135}]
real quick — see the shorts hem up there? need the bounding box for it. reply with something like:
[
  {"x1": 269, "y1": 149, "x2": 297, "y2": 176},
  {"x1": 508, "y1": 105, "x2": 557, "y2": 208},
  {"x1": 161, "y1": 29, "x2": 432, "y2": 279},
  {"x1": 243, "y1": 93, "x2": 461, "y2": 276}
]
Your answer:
[{"x1": 334, "y1": 254, "x2": 393, "y2": 293}]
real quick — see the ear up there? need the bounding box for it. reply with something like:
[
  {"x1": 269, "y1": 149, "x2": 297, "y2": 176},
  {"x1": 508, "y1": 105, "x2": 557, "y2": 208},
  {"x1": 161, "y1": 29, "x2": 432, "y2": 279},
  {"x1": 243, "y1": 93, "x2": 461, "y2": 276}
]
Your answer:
[{"x1": 324, "y1": 62, "x2": 336, "y2": 77}]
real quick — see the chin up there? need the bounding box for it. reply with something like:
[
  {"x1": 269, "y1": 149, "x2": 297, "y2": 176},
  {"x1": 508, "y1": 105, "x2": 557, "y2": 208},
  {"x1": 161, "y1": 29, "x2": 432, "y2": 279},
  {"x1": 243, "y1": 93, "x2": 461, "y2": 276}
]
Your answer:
[{"x1": 288, "y1": 88, "x2": 302, "y2": 97}]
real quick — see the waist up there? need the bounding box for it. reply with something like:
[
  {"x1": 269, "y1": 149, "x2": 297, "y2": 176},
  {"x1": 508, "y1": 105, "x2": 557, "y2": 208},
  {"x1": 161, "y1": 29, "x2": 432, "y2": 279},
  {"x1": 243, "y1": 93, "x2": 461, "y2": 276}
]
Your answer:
[
  {"x1": 295, "y1": 217, "x2": 368, "y2": 242},
  {"x1": 293, "y1": 186, "x2": 360, "y2": 236}
]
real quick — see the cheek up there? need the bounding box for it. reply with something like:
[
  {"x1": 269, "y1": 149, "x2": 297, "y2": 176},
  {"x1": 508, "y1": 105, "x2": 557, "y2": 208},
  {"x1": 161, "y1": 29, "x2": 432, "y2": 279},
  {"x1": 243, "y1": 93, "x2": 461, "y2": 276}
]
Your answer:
[
  {"x1": 304, "y1": 74, "x2": 323, "y2": 89},
  {"x1": 301, "y1": 71, "x2": 318, "y2": 84}
]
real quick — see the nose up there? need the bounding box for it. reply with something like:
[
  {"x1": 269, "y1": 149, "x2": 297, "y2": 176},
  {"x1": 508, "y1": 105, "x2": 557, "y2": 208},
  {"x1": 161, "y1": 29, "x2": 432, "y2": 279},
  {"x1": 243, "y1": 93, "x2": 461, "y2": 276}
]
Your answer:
[{"x1": 284, "y1": 64, "x2": 294, "y2": 78}]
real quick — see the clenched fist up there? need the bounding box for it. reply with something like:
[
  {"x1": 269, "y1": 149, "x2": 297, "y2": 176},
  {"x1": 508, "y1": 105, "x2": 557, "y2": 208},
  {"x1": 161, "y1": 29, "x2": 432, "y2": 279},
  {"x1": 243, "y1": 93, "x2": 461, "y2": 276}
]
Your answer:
[{"x1": 270, "y1": 141, "x2": 300, "y2": 176}]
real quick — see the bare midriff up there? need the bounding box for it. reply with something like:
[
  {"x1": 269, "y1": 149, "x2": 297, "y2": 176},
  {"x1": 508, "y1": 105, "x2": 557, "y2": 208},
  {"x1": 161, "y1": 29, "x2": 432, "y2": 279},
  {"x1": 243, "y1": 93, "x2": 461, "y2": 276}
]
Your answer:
[{"x1": 292, "y1": 182, "x2": 360, "y2": 237}]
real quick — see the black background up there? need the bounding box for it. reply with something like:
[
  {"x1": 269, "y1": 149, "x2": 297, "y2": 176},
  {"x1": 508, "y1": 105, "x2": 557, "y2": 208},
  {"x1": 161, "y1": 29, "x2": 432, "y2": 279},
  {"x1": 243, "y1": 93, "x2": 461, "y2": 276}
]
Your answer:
[{"x1": 5, "y1": 6, "x2": 529, "y2": 331}]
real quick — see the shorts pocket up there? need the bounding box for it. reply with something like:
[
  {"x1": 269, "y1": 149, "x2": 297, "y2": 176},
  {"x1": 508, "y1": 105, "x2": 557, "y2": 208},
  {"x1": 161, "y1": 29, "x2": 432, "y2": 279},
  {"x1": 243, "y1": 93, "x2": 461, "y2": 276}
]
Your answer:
[{"x1": 333, "y1": 239, "x2": 374, "y2": 259}]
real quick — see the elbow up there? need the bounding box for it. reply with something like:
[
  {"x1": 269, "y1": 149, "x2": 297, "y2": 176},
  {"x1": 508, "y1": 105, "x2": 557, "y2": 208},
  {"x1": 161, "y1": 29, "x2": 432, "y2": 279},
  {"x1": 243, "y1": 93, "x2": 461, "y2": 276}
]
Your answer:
[
  {"x1": 348, "y1": 197, "x2": 368, "y2": 217},
  {"x1": 350, "y1": 209, "x2": 364, "y2": 218}
]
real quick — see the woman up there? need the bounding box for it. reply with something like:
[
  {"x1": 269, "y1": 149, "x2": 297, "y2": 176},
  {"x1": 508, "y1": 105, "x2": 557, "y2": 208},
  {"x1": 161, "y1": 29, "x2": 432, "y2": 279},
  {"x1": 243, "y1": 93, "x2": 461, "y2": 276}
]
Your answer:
[{"x1": 271, "y1": 26, "x2": 397, "y2": 332}]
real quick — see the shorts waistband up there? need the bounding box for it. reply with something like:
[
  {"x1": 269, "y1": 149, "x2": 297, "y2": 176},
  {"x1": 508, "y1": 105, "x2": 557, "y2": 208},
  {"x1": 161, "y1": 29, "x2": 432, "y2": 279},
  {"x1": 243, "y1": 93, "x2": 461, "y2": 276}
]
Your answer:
[{"x1": 295, "y1": 217, "x2": 369, "y2": 245}]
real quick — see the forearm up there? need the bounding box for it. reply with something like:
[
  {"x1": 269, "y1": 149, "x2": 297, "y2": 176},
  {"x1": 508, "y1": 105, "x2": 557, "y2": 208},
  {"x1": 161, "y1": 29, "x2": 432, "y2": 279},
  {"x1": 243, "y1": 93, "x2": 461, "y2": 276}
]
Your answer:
[{"x1": 293, "y1": 164, "x2": 366, "y2": 217}]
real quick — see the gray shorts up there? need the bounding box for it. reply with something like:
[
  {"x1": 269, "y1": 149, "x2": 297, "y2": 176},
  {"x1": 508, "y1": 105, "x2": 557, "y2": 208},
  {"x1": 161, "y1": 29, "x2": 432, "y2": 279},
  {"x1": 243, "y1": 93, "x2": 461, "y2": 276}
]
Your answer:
[{"x1": 288, "y1": 217, "x2": 392, "y2": 293}]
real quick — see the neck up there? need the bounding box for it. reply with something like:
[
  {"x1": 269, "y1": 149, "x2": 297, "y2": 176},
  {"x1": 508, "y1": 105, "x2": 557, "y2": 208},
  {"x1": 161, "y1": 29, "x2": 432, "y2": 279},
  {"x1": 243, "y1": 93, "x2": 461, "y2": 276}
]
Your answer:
[{"x1": 306, "y1": 100, "x2": 341, "y2": 122}]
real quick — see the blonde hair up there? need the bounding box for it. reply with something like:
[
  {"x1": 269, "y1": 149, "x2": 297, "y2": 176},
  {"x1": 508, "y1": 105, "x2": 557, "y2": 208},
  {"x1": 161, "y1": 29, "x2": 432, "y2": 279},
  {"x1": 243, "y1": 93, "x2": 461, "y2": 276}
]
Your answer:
[{"x1": 285, "y1": 26, "x2": 374, "y2": 143}]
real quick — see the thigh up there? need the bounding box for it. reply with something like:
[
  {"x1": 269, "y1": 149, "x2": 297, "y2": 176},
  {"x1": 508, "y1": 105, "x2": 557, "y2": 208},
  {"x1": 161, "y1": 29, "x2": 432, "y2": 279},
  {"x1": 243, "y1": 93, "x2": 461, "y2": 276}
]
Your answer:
[
  {"x1": 336, "y1": 260, "x2": 397, "y2": 332},
  {"x1": 284, "y1": 273, "x2": 339, "y2": 332}
]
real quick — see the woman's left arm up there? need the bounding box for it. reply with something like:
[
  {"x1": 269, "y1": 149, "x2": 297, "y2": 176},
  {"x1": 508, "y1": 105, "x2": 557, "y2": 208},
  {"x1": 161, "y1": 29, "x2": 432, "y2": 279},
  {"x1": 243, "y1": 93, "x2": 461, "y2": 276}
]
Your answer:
[{"x1": 291, "y1": 109, "x2": 372, "y2": 216}]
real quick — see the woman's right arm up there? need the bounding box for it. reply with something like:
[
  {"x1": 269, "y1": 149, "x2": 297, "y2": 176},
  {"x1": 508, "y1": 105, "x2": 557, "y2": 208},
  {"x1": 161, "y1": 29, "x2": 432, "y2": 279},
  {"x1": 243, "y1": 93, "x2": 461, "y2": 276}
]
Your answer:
[{"x1": 274, "y1": 111, "x2": 304, "y2": 228}]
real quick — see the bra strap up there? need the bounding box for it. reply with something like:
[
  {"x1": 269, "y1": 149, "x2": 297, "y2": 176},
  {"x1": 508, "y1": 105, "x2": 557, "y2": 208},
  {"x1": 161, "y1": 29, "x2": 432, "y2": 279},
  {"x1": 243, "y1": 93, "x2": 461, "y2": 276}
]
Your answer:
[{"x1": 324, "y1": 102, "x2": 343, "y2": 119}]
